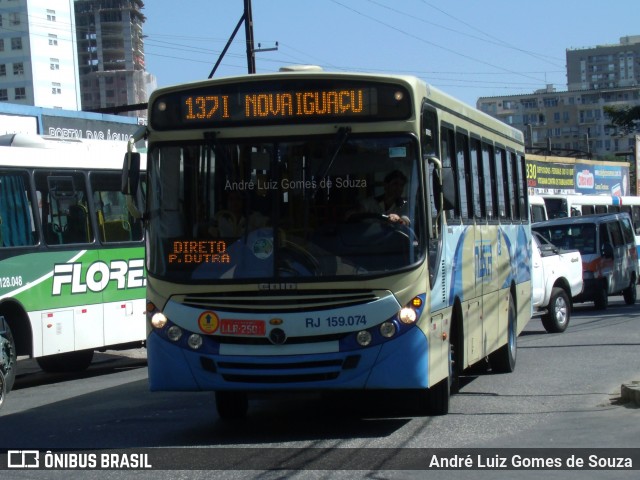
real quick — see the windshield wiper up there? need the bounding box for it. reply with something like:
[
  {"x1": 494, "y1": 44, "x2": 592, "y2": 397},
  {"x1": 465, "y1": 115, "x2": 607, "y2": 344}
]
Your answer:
[{"x1": 311, "y1": 127, "x2": 351, "y2": 199}]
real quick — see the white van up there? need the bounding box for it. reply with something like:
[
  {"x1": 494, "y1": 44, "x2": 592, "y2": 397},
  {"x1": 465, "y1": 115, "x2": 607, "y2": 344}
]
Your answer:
[
  {"x1": 529, "y1": 195, "x2": 548, "y2": 223},
  {"x1": 533, "y1": 213, "x2": 638, "y2": 309}
]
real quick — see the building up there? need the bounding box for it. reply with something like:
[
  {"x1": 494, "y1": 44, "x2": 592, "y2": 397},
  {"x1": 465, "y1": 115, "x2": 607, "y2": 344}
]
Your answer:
[
  {"x1": 567, "y1": 36, "x2": 640, "y2": 91},
  {"x1": 477, "y1": 36, "x2": 640, "y2": 160},
  {"x1": 477, "y1": 84, "x2": 640, "y2": 159},
  {"x1": 0, "y1": 100, "x2": 142, "y2": 141},
  {"x1": 0, "y1": 0, "x2": 155, "y2": 116},
  {"x1": 74, "y1": 0, "x2": 155, "y2": 116},
  {"x1": 0, "y1": 0, "x2": 82, "y2": 109}
]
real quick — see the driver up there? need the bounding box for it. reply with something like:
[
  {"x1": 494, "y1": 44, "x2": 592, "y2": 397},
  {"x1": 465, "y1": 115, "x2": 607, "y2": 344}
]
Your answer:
[
  {"x1": 208, "y1": 190, "x2": 269, "y2": 237},
  {"x1": 357, "y1": 169, "x2": 410, "y2": 225}
]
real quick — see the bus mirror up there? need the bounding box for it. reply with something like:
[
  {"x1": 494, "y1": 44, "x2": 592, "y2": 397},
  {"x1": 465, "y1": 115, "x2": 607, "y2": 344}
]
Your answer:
[
  {"x1": 121, "y1": 152, "x2": 140, "y2": 196},
  {"x1": 428, "y1": 156, "x2": 455, "y2": 212}
]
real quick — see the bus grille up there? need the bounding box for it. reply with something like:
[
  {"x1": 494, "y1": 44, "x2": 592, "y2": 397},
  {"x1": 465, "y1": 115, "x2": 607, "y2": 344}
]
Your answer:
[
  {"x1": 201, "y1": 355, "x2": 361, "y2": 384},
  {"x1": 178, "y1": 289, "x2": 380, "y2": 313}
]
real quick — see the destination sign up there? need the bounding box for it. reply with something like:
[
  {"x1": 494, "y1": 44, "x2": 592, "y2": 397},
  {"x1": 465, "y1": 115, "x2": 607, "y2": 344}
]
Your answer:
[{"x1": 150, "y1": 79, "x2": 412, "y2": 130}]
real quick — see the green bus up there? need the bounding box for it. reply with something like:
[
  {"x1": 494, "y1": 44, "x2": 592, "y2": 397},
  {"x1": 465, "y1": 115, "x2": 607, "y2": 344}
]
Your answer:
[{"x1": 0, "y1": 134, "x2": 146, "y2": 407}]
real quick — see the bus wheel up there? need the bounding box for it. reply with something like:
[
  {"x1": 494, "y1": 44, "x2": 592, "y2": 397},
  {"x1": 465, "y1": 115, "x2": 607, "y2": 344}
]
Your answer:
[
  {"x1": 36, "y1": 349, "x2": 94, "y2": 373},
  {"x1": 215, "y1": 391, "x2": 248, "y2": 420},
  {"x1": 489, "y1": 294, "x2": 517, "y2": 373},
  {"x1": 542, "y1": 287, "x2": 570, "y2": 333},
  {"x1": 623, "y1": 281, "x2": 637, "y2": 305},
  {"x1": 0, "y1": 318, "x2": 17, "y2": 396}
]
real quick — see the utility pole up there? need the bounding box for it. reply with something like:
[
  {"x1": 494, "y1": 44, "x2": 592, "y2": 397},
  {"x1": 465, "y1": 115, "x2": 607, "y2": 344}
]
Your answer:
[
  {"x1": 244, "y1": 0, "x2": 256, "y2": 74},
  {"x1": 208, "y1": 0, "x2": 277, "y2": 78}
]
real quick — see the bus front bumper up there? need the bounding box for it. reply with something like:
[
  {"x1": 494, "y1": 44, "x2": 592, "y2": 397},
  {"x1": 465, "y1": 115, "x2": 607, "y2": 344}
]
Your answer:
[{"x1": 146, "y1": 326, "x2": 430, "y2": 392}]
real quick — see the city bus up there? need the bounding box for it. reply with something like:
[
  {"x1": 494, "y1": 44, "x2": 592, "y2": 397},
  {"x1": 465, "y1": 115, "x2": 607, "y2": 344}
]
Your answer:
[
  {"x1": 122, "y1": 68, "x2": 531, "y2": 418},
  {"x1": 0, "y1": 134, "x2": 147, "y2": 402}
]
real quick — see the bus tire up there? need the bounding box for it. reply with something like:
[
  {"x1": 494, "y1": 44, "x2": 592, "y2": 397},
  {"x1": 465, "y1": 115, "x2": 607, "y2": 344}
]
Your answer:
[
  {"x1": 541, "y1": 287, "x2": 570, "y2": 333},
  {"x1": 36, "y1": 349, "x2": 94, "y2": 373},
  {"x1": 215, "y1": 391, "x2": 248, "y2": 420},
  {"x1": 1, "y1": 318, "x2": 17, "y2": 400},
  {"x1": 623, "y1": 281, "x2": 637, "y2": 305},
  {"x1": 489, "y1": 294, "x2": 517, "y2": 373}
]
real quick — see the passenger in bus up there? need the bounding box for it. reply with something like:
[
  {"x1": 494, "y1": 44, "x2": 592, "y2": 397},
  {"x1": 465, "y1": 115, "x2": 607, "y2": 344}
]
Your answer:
[
  {"x1": 208, "y1": 190, "x2": 269, "y2": 237},
  {"x1": 350, "y1": 169, "x2": 410, "y2": 225}
]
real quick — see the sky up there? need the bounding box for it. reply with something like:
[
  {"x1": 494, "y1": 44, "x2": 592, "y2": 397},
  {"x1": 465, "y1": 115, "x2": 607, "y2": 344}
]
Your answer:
[{"x1": 142, "y1": 0, "x2": 640, "y2": 107}]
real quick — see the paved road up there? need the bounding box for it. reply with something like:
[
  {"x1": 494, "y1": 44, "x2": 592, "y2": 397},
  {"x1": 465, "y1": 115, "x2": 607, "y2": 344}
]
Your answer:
[{"x1": 1, "y1": 295, "x2": 639, "y2": 479}]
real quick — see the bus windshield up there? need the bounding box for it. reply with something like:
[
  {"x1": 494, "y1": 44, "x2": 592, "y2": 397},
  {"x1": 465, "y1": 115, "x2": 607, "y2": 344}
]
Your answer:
[{"x1": 147, "y1": 134, "x2": 425, "y2": 281}]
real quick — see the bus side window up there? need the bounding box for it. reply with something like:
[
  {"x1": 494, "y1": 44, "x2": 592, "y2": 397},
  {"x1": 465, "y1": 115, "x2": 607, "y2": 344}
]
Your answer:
[
  {"x1": 494, "y1": 147, "x2": 508, "y2": 221},
  {"x1": 421, "y1": 106, "x2": 438, "y2": 157},
  {"x1": 481, "y1": 142, "x2": 496, "y2": 220},
  {"x1": 38, "y1": 171, "x2": 93, "y2": 245},
  {"x1": 92, "y1": 171, "x2": 143, "y2": 243},
  {"x1": 0, "y1": 171, "x2": 37, "y2": 247},
  {"x1": 440, "y1": 126, "x2": 458, "y2": 220},
  {"x1": 470, "y1": 137, "x2": 483, "y2": 220},
  {"x1": 64, "y1": 204, "x2": 90, "y2": 243}
]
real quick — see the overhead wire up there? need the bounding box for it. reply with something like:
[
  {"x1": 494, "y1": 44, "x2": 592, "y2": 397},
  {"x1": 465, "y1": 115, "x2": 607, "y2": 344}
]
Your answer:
[
  {"x1": 2, "y1": 1, "x2": 566, "y2": 93},
  {"x1": 329, "y1": 0, "x2": 551, "y2": 85}
]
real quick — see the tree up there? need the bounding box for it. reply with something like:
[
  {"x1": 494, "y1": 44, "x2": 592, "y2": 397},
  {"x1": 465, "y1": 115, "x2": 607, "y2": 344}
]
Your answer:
[{"x1": 604, "y1": 105, "x2": 640, "y2": 135}]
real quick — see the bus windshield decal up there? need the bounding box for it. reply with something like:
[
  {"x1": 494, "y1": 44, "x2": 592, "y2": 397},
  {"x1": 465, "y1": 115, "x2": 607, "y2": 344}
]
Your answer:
[{"x1": 169, "y1": 240, "x2": 231, "y2": 265}]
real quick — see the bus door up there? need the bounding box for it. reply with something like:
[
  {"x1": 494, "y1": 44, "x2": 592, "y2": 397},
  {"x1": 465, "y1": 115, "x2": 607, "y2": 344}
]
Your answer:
[
  {"x1": 37, "y1": 172, "x2": 105, "y2": 355},
  {"x1": 90, "y1": 171, "x2": 146, "y2": 346}
]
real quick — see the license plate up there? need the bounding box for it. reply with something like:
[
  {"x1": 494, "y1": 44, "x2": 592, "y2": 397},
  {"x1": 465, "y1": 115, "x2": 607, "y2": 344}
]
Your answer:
[{"x1": 220, "y1": 319, "x2": 265, "y2": 336}]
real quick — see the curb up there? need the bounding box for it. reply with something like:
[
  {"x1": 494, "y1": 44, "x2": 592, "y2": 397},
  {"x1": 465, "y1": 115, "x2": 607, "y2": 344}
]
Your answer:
[{"x1": 621, "y1": 381, "x2": 640, "y2": 406}]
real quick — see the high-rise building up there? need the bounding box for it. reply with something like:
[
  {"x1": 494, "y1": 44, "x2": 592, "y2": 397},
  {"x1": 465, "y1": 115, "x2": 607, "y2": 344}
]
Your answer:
[
  {"x1": 0, "y1": 0, "x2": 81, "y2": 109},
  {"x1": 478, "y1": 36, "x2": 640, "y2": 159},
  {"x1": 567, "y1": 36, "x2": 640, "y2": 91},
  {"x1": 0, "y1": 0, "x2": 155, "y2": 116},
  {"x1": 74, "y1": 0, "x2": 155, "y2": 116},
  {"x1": 477, "y1": 85, "x2": 640, "y2": 159}
]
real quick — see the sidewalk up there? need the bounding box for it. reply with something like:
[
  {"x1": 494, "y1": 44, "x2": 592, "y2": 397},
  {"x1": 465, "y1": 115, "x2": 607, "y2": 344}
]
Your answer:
[{"x1": 621, "y1": 381, "x2": 640, "y2": 406}]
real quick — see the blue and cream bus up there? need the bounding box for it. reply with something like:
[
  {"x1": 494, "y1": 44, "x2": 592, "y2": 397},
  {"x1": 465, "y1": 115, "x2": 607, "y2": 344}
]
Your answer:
[
  {"x1": 0, "y1": 134, "x2": 146, "y2": 408},
  {"x1": 122, "y1": 67, "x2": 531, "y2": 418}
]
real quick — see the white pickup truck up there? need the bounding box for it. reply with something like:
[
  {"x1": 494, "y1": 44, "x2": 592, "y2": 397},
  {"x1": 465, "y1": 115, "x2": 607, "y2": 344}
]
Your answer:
[{"x1": 531, "y1": 231, "x2": 583, "y2": 333}]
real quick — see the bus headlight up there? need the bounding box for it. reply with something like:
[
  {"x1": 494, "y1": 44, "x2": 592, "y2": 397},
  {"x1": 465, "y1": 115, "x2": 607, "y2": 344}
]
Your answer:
[
  {"x1": 399, "y1": 307, "x2": 417, "y2": 324},
  {"x1": 167, "y1": 325, "x2": 183, "y2": 342},
  {"x1": 379, "y1": 321, "x2": 397, "y2": 338},
  {"x1": 151, "y1": 312, "x2": 168, "y2": 329},
  {"x1": 356, "y1": 330, "x2": 372, "y2": 347},
  {"x1": 188, "y1": 334, "x2": 203, "y2": 350}
]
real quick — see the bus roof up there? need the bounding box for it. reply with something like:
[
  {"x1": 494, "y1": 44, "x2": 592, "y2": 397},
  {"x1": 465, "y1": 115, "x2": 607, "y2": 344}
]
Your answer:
[
  {"x1": 148, "y1": 69, "x2": 524, "y2": 145},
  {"x1": 0, "y1": 134, "x2": 145, "y2": 170}
]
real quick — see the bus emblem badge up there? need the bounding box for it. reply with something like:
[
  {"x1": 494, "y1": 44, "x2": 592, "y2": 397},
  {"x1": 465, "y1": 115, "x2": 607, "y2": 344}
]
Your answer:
[{"x1": 269, "y1": 328, "x2": 287, "y2": 345}]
